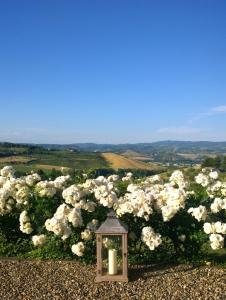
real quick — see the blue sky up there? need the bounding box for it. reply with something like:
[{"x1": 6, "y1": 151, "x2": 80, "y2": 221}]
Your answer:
[{"x1": 0, "y1": 0, "x2": 226, "y2": 143}]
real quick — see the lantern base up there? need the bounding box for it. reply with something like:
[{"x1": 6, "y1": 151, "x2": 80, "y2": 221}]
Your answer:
[{"x1": 95, "y1": 275, "x2": 128, "y2": 282}]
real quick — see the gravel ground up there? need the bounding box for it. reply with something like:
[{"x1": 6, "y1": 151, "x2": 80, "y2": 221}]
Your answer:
[{"x1": 0, "y1": 259, "x2": 225, "y2": 300}]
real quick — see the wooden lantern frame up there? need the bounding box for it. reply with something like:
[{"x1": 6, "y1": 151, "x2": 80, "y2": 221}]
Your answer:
[{"x1": 95, "y1": 211, "x2": 128, "y2": 282}]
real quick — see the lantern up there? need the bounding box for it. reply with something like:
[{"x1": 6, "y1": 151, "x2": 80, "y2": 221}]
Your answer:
[{"x1": 95, "y1": 210, "x2": 128, "y2": 282}]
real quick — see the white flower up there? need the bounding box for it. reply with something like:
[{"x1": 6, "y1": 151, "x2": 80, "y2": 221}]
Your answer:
[
  {"x1": 53, "y1": 175, "x2": 70, "y2": 189},
  {"x1": 203, "y1": 223, "x2": 214, "y2": 234},
  {"x1": 195, "y1": 173, "x2": 209, "y2": 187},
  {"x1": 15, "y1": 186, "x2": 30, "y2": 204},
  {"x1": 161, "y1": 205, "x2": 178, "y2": 222},
  {"x1": 209, "y1": 171, "x2": 218, "y2": 180},
  {"x1": 209, "y1": 181, "x2": 222, "y2": 194},
  {"x1": 209, "y1": 234, "x2": 224, "y2": 250},
  {"x1": 62, "y1": 185, "x2": 83, "y2": 206},
  {"x1": 210, "y1": 198, "x2": 225, "y2": 213},
  {"x1": 0, "y1": 166, "x2": 15, "y2": 178},
  {"x1": 107, "y1": 175, "x2": 119, "y2": 182},
  {"x1": 188, "y1": 206, "x2": 207, "y2": 222},
  {"x1": 19, "y1": 211, "x2": 33, "y2": 234},
  {"x1": 82, "y1": 201, "x2": 96, "y2": 212},
  {"x1": 67, "y1": 208, "x2": 83, "y2": 227},
  {"x1": 170, "y1": 170, "x2": 187, "y2": 188},
  {"x1": 81, "y1": 229, "x2": 92, "y2": 241},
  {"x1": 32, "y1": 234, "x2": 47, "y2": 247},
  {"x1": 122, "y1": 172, "x2": 133, "y2": 182},
  {"x1": 45, "y1": 216, "x2": 71, "y2": 240},
  {"x1": 214, "y1": 221, "x2": 226, "y2": 234},
  {"x1": 54, "y1": 203, "x2": 71, "y2": 219},
  {"x1": 25, "y1": 173, "x2": 41, "y2": 186},
  {"x1": 150, "y1": 175, "x2": 161, "y2": 183},
  {"x1": 0, "y1": 176, "x2": 7, "y2": 188},
  {"x1": 36, "y1": 181, "x2": 56, "y2": 198},
  {"x1": 141, "y1": 227, "x2": 162, "y2": 250},
  {"x1": 116, "y1": 188, "x2": 153, "y2": 220},
  {"x1": 71, "y1": 242, "x2": 85, "y2": 256}
]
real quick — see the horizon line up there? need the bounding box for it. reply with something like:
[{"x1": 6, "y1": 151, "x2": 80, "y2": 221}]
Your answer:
[{"x1": 1, "y1": 140, "x2": 226, "y2": 145}]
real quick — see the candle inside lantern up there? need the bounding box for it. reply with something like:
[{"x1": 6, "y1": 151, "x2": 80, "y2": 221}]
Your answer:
[{"x1": 108, "y1": 249, "x2": 117, "y2": 275}]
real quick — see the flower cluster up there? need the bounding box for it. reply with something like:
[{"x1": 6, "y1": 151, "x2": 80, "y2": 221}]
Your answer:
[
  {"x1": 35, "y1": 175, "x2": 70, "y2": 198},
  {"x1": 53, "y1": 175, "x2": 70, "y2": 189},
  {"x1": 203, "y1": 222, "x2": 226, "y2": 235},
  {"x1": 141, "y1": 226, "x2": 162, "y2": 250},
  {"x1": 45, "y1": 203, "x2": 83, "y2": 240},
  {"x1": 195, "y1": 173, "x2": 209, "y2": 187},
  {"x1": 71, "y1": 242, "x2": 85, "y2": 256},
  {"x1": 0, "y1": 174, "x2": 33, "y2": 215},
  {"x1": 1, "y1": 165, "x2": 225, "y2": 258},
  {"x1": 116, "y1": 185, "x2": 153, "y2": 220},
  {"x1": 35, "y1": 181, "x2": 57, "y2": 198},
  {"x1": 25, "y1": 173, "x2": 41, "y2": 186},
  {"x1": 203, "y1": 222, "x2": 225, "y2": 249},
  {"x1": 169, "y1": 170, "x2": 187, "y2": 188},
  {"x1": 19, "y1": 211, "x2": 33, "y2": 234},
  {"x1": 195, "y1": 170, "x2": 226, "y2": 199},
  {"x1": 92, "y1": 176, "x2": 118, "y2": 208},
  {"x1": 210, "y1": 198, "x2": 226, "y2": 213},
  {"x1": 146, "y1": 171, "x2": 187, "y2": 222},
  {"x1": 62, "y1": 184, "x2": 84, "y2": 205},
  {"x1": 188, "y1": 206, "x2": 207, "y2": 222},
  {"x1": 81, "y1": 229, "x2": 92, "y2": 241},
  {"x1": 32, "y1": 234, "x2": 47, "y2": 247},
  {"x1": 209, "y1": 234, "x2": 224, "y2": 250},
  {"x1": 122, "y1": 172, "x2": 133, "y2": 182},
  {"x1": 0, "y1": 166, "x2": 15, "y2": 178}
]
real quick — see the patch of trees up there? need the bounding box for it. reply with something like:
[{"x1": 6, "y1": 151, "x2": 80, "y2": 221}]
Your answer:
[
  {"x1": 0, "y1": 152, "x2": 15, "y2": 157},
  {"x1": 202, "y1": 156, "x2": 226, "y2": 171}
]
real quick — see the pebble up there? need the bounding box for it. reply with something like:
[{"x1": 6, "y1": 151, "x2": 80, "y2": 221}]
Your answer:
[{"x1": 0, "y1": 259, "x2": 225, "y2": 300}]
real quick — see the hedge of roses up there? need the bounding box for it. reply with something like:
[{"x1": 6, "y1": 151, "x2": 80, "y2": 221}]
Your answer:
[{"x1": 0, "y1": 165, "x2": 225, "y2": 264}]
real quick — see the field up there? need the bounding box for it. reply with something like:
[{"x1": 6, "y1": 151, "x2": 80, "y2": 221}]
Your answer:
[
  {"x1": 0, "y1": 156, "x2": 34, "y2": 164},
  {"x1": 0, "y1": 143, "x2": 163, "y2": 172},
  {"x1": 1, "y1": 142, "x2": 225, "y2": 172},
  {"x1": 122, "y1": 150, "x2": 153, "y2": 161},
  {"x1": 0, "y1": 145, "x2": 109, "y2": 172},
  {"x1": 102, "y1": 152, "x2": 160, "y2": 170}
]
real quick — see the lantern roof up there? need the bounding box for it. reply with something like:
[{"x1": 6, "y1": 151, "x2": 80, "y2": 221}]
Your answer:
[{"x1": 96, "y1": 210, "x2": 128, "y2": 234}]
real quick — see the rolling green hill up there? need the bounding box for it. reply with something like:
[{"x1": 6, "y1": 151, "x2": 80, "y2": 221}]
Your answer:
[{"x1": 0, "y1": 143, "x2": 109, "y2": 172}]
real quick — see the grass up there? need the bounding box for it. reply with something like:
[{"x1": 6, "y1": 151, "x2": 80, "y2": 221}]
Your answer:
[
  {"x1": 0, "y1": 156, "x2": 34, "y2": 164},
  {"x1": 30, "y1": 151, "x2": 109, "y2": 169},
  {"x1": 0, "y1": 147, "x2": 109, "y2": 172}
]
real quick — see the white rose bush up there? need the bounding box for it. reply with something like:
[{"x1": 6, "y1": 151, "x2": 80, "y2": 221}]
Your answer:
[{"x1": 0, "y1": 166, "x2": 225, "y2": 264}]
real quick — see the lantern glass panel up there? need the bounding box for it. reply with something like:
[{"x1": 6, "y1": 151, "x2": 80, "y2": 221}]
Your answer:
[{"x1": 101, "y1": 235, "x2": 123, "y2": 276}]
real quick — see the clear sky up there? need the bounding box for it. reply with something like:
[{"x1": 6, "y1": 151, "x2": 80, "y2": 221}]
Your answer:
[{"x1": 0, "y1": 0, "x2": 226, "y2": 144}]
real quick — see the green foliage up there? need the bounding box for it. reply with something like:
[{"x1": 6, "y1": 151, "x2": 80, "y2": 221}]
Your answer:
[
  {"x1": 202, "y1": 155, "x2": 226, "y2": 171},
  {"x1": 0, "y1": 170, "x2": 225, "y2": 266}
]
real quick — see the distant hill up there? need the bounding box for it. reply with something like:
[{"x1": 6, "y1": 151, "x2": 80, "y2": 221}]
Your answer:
[
  {"x1": 1, "y1": 141, "x2": 226, "y2": 167},
  {"x1": 39, "y1": 141, "x2": 226, "y2": 154}
]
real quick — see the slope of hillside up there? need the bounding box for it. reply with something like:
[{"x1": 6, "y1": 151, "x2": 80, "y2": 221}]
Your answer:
[
  {"x1": 39, "y1": 141, "x2": 226, "y2": 154},
  {"x1": 0, "y1": 144, "x2": 109, "y2": 171},
  {"x1": 101, "y1": 153, "x2": 159, "y2": 170}
]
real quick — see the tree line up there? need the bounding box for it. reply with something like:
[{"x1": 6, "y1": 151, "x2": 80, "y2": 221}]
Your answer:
[{"x1": 202, "y1": 155, "x2": 226, "y2": 171}]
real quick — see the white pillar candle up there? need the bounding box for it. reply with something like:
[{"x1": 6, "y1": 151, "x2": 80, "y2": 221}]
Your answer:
[{"x1": 108, "y1": 249, "x2": 117, "y2": 275}]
